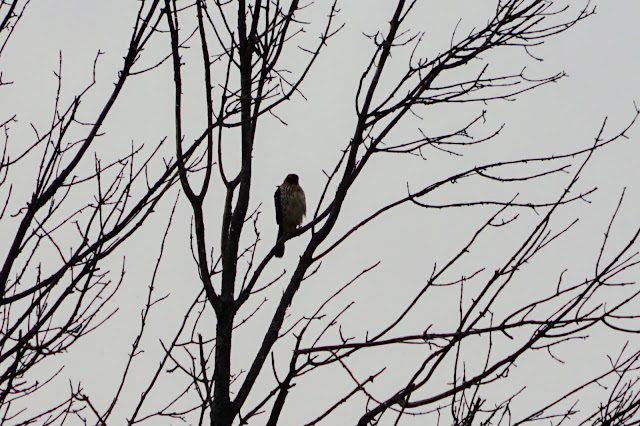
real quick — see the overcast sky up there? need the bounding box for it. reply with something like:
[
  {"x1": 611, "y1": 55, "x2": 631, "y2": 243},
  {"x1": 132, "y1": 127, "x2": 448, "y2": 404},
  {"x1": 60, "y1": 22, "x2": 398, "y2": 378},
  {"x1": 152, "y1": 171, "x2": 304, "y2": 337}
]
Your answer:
[{"x1": 1, "y1": 1, "x2": 640, "y2": 424}]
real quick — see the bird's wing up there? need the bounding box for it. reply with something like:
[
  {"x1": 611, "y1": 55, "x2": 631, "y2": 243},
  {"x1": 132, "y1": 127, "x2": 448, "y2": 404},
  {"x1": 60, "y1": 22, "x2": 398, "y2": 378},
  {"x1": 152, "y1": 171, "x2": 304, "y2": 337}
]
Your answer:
[
  {"x1": 298, "y1": 188, "x2": 307, "y2": 219},
  {"x1": 301, "y1": 188, "x2": 306, "y2": 217},
  {"x1": 274, "y1": 186, "x2": 282, "y2": 225}
]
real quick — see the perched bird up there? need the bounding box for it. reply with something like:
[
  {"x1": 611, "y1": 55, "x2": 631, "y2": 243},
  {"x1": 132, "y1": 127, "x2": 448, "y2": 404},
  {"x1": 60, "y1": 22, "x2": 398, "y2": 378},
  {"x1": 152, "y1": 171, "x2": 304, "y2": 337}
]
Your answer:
[{"x1": 274, "y1": 174, "x2": 306, "y2": 258}]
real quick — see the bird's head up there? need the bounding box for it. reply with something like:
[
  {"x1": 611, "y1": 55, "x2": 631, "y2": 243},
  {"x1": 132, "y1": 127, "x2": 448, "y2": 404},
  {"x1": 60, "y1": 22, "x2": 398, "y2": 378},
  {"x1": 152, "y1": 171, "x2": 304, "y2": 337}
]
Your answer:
[{"x1": 284, "y1": 174, "x2": 299, "y2": 184}]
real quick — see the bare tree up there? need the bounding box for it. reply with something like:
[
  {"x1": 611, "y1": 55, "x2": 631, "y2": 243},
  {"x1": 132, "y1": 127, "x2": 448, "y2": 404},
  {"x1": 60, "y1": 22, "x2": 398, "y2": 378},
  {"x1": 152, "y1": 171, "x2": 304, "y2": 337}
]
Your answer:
[
  {"x1": 0, "y1": 1, "x2": 184, "y2": 423},
  {"x1": 1, "y1": 0, "x2": 640, "y2": 425}
]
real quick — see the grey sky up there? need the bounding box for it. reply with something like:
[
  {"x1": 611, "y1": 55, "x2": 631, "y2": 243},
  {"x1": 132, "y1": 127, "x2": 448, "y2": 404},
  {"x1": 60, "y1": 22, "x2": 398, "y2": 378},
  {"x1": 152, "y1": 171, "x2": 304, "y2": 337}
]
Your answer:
[{"x1": 1, "y1": 1, "x2": 640, "y2": 424}]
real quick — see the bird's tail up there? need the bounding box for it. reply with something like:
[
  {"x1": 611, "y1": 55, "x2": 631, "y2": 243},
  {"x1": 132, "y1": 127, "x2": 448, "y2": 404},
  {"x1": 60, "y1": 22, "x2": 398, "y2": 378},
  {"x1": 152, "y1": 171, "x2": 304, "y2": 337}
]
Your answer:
[{"x1": 274, "y1": 226, "x2": 285, "y2": 258}]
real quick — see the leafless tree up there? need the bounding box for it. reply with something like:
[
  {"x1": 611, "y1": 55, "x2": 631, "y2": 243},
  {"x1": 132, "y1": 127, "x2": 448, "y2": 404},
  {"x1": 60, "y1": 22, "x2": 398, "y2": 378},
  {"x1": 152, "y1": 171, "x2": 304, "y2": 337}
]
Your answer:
[
  {"x1": 0, "y1": 1, "x2": 183, "y2": 423},
  {"x1": 1, "y1": 0, "x2": 640, "y2": 425}
]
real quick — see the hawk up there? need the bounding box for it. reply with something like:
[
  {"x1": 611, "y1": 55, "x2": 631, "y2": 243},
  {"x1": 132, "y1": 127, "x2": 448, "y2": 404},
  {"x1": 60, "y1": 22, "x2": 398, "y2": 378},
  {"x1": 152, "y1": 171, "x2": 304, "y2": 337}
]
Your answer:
[{"x1": 274, "y1": 174, "x2": 306, "y2": 258}]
